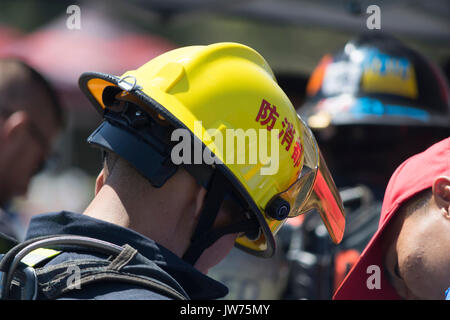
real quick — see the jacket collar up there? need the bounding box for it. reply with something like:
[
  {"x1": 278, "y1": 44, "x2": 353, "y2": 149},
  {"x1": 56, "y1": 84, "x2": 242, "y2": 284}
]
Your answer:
[{"x1": 25, "y1": 211, "x2": 228, "y2": 299}]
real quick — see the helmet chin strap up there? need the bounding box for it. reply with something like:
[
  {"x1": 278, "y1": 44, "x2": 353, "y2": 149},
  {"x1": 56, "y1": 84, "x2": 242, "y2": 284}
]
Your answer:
[{"x1": 182, "y1": 170, "x2": 259, "y2": 265}]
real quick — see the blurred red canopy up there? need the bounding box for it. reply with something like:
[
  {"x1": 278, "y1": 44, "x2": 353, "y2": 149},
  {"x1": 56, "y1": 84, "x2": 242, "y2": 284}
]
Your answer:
[
  {"x1": 0, "y1": 7, "x2": 176, "y2": 91},
  {"x1": 0, "y1": 25, "x2": 22, "y2": 48}
]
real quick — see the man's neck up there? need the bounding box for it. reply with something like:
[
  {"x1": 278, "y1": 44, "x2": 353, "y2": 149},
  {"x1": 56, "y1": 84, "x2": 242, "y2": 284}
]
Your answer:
[
  {"x1": 83, "y1": 184, "x2": 131, "y2": 229},
  {"x1": 82, "y1": 184, "x2": 192, "y2": 258}
]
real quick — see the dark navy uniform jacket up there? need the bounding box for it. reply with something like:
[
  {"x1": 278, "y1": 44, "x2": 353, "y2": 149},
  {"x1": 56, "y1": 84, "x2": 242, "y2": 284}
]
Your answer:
[{"x1": 24, "y1": 211, "x2": 228, "y2": 300}]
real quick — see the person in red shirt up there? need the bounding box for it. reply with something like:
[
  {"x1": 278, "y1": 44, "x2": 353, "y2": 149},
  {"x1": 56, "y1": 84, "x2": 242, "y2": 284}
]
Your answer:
[{"x1": 334, "y1": 137, "x2": 450, "y2": 300}]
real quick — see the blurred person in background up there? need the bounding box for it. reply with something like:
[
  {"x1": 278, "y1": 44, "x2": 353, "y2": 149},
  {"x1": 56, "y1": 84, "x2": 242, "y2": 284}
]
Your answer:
[
  {"x1": 286, "y1": 32, "x2": 450, "y2": 299},
  {"x1": 0, "y1": 58, "x2": 64, "y2": 240}
]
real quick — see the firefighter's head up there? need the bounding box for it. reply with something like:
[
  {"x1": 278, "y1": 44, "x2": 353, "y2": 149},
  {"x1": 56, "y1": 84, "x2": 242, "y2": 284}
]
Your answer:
[{"x1": 80, "y1": 42, "x2": 345, "y2": 272}]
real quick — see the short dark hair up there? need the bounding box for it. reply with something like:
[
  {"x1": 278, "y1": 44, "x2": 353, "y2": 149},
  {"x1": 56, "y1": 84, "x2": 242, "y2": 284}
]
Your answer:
[
  {"x1": 0, "y1": 58, "x2": 65, "y2": 127},
  {"x1": 403, "y1": 188, "x2": 432, "y2": 218},
  {"x1": 101, "y1": 149, "x2": 158, "y2": 199},
  {"x1": 103, "y1": 150, "x2": 119, "y2": 177},
  {"x1": 102, "y1": 150, "x2": 140, "y2": 182}
]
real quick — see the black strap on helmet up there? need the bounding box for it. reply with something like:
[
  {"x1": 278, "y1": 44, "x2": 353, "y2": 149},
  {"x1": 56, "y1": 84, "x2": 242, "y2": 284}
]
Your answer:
[{"x1": 182, "y1": 170, "x2": 259, "y2": 265}]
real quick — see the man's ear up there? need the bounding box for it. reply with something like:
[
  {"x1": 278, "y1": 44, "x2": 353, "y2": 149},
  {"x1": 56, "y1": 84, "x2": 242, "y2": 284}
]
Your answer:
[
  {"x1": 95, "y1": 168, "x2": 105, "y2": 196},
  {"x1": 3, "y1": 111, "x2": 29, "y2": 141},
  {"x1": 432, "y1": 176, "x2": 450, "y2": 219}
]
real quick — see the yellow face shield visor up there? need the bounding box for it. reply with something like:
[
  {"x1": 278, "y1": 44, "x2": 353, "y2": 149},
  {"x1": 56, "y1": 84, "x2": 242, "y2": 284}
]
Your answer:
[
  {"x1": 276, "y1": 116, "x2": 345, "y2": 243},
  {"x1": 236, "y1": 116, "x2": 345, "y2": 255}
]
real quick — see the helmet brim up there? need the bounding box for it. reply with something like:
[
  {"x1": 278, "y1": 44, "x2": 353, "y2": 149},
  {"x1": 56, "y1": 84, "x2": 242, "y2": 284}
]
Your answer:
[{"x1": 300, "y1": 95, "x2": 450, "y2": 129}]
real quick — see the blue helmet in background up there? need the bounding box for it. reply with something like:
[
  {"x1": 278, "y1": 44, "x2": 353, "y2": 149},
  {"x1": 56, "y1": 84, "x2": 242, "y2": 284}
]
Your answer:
[
  {"x1": 300, "y1": 32, "x2": 449, "y2": 129},
  {"x1": 298, "y1": 32, "x2": 450, "y2": 194}
]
